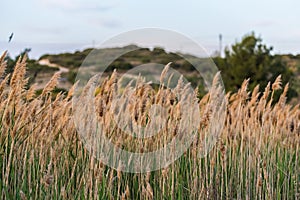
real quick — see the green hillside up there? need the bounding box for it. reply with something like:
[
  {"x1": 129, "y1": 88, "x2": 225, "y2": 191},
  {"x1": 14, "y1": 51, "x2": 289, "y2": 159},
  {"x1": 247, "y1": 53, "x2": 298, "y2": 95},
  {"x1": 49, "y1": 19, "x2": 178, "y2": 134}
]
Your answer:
[
  {"x1": 4, "y1": 35, "x2": 300, "y2": 103},
  {"x1": 37, "y1": 43, "x2": 300, "y2": 103}
]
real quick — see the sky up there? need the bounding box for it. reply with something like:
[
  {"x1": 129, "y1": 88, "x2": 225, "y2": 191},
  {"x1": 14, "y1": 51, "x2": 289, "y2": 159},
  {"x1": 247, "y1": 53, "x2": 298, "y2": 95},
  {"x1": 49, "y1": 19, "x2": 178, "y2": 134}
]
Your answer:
[{"x1": 1, "y1": 0, "x2": 300, "y2": 59}]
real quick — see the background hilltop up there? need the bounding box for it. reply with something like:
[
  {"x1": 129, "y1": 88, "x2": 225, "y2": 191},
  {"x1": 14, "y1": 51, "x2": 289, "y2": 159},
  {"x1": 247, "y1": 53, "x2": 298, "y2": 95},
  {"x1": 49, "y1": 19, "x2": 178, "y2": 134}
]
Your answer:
[{"x1": 4, "y1": 34, "x2": 300, "y2": 103}]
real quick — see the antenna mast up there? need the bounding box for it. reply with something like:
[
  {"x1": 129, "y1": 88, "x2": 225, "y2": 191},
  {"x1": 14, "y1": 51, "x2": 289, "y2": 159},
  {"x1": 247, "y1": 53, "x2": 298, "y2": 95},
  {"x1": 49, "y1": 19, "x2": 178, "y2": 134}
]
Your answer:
[{"x1": 219, "y1": 34, "x2": 222, "y2": 57}]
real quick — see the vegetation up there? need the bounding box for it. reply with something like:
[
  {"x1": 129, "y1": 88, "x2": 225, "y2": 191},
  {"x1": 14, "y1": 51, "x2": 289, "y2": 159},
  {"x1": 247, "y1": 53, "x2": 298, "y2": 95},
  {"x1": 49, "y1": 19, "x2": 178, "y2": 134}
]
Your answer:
[
  {"x1": 40, "y1": 49, "x2": 93, "y2": 69},
  {"x1": 40, "y1": 45, "x2": 196, "y2": 72},
  {"x1": 38, "y1": 34, "x2": 300, "y2": 102},
  {"x1": 0, "y1": 52, "x2": 299, "y2": 199},
  {"x1": 5, "y1": 49, "x2": 59, "y2": 87},
  {"x1": 214, "y1": 33, "x2": 296, "y2": 100},
  {"x1": 41, "y1": 45, "x2": 204, "y2": 90}
]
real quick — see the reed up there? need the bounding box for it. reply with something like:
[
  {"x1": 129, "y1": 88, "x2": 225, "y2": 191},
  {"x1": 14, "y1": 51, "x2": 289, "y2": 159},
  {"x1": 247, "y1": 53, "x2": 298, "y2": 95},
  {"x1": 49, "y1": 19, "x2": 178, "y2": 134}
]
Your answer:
[{"x1": 0, "y1": 53, "x2": 299, "y2": 199}]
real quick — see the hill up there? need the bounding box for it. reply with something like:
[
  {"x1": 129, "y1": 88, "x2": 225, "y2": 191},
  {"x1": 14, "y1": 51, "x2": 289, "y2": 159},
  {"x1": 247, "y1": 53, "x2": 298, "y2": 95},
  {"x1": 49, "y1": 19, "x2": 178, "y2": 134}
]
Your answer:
[
  {"x1": 38, "y1": 45, "x2": 205, "y2": 88},
  {"x1": 4, "y1": 44, "x2": 300, "y2": 102},
  {"x1": 36, "y1": 45, "x2": 300, "y2": 102}
]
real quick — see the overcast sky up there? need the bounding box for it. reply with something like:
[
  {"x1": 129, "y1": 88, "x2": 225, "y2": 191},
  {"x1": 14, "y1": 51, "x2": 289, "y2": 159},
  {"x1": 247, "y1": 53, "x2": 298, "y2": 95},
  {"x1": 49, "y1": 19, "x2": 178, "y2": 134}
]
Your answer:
[{"x1": 1, "y1": 0, "x2": 300, "y2": 59}]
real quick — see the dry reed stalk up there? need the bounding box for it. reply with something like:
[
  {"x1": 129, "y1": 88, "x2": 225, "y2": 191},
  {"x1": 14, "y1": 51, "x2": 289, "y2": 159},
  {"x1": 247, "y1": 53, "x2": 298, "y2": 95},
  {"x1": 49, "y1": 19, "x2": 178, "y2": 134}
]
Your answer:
[
  {"x1": 42, "y1": 72, "x2": 61, "y2": 96},
  {"x1": 0, "y1": 51, "x2": 7, "y2": 77},
  {"x1": 0, "y1": 53, "x2": 299, "y2": 199}
]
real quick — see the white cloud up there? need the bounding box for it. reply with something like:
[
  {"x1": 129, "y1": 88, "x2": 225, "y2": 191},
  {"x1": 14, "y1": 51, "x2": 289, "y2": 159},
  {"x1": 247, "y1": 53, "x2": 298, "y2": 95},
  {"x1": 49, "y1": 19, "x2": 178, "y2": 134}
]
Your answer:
[
  {"x1": 40, "y1": 0, "x2": 117, "y2": 12},
  {"x1": 24, "y1": 25, "x2": 65, "y2": 35},
  {"x1": 252, "y1": 20, "x2": 277, "y2": 28},
  {"x1": 41, "y1": 0, "x2": 75, "y2": 9},
  {"x1": 90, "y1": 18, "x2": 122, "y2": 29}
]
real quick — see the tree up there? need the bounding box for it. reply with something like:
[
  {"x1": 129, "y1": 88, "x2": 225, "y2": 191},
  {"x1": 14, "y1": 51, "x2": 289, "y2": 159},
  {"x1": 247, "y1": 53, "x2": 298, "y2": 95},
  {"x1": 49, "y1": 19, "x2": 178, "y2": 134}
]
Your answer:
[
  {"x1": 5, "y1": 48, "x2": 32, "y2": 75},
  {"x1": 214, "y1": 33, "x2": 293, "y2": 96}
]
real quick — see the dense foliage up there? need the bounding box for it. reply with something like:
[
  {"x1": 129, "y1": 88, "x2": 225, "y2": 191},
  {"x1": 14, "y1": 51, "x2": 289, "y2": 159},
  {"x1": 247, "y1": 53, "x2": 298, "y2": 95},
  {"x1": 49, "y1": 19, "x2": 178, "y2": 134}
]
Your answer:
[
  {"x1": 214, "y1": 33, "x2": 296, "y2": 100},
  {"x1": 0, "y1": 54, "x2": 299, "y2": 199}
]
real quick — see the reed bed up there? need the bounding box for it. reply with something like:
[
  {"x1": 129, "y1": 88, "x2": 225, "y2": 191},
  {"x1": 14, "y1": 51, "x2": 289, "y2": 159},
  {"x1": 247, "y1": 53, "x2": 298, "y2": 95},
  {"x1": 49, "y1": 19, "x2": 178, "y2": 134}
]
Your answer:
[{"x1": 0, "y1": 52, "x2": 299, "y2": 199}]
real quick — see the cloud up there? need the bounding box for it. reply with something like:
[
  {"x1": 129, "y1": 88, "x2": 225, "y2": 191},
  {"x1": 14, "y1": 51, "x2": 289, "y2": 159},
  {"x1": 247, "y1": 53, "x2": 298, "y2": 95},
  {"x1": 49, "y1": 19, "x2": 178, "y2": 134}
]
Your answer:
[
  {"x1": 253, "y1": 20, "x2": 277, "y2": 28},
  {"x1": 40, "y1": 0, "x2": 117, "y2": 12},
  {"x1": 24, "y1": 26, "x2": 66, "y2": 35},
  {"x1": 90, "y1": 18, "x2": 122, "y2": 29},
  {"x1": 41, "y1": 0, "x2": 74, "y2": 9},
  {"x1": 21, "y1": 25, "x2": 70, "y2": 42}
]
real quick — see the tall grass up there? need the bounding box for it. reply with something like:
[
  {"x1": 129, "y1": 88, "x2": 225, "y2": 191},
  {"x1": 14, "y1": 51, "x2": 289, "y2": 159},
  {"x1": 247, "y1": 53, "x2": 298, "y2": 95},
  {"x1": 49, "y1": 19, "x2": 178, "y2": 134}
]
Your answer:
[{"x1": 0, "y1": 52, "x2": 299, "y2": 199}]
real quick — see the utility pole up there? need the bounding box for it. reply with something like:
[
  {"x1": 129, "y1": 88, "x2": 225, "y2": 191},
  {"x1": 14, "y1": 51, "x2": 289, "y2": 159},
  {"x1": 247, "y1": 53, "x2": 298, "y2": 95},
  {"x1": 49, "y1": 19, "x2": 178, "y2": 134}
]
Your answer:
[
  {"x1": 219, "y1": 34, "x2": 222, "y2": 57},
  {"x1": 92, "y1": 40, "x2": 95, "y2": 48}
]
